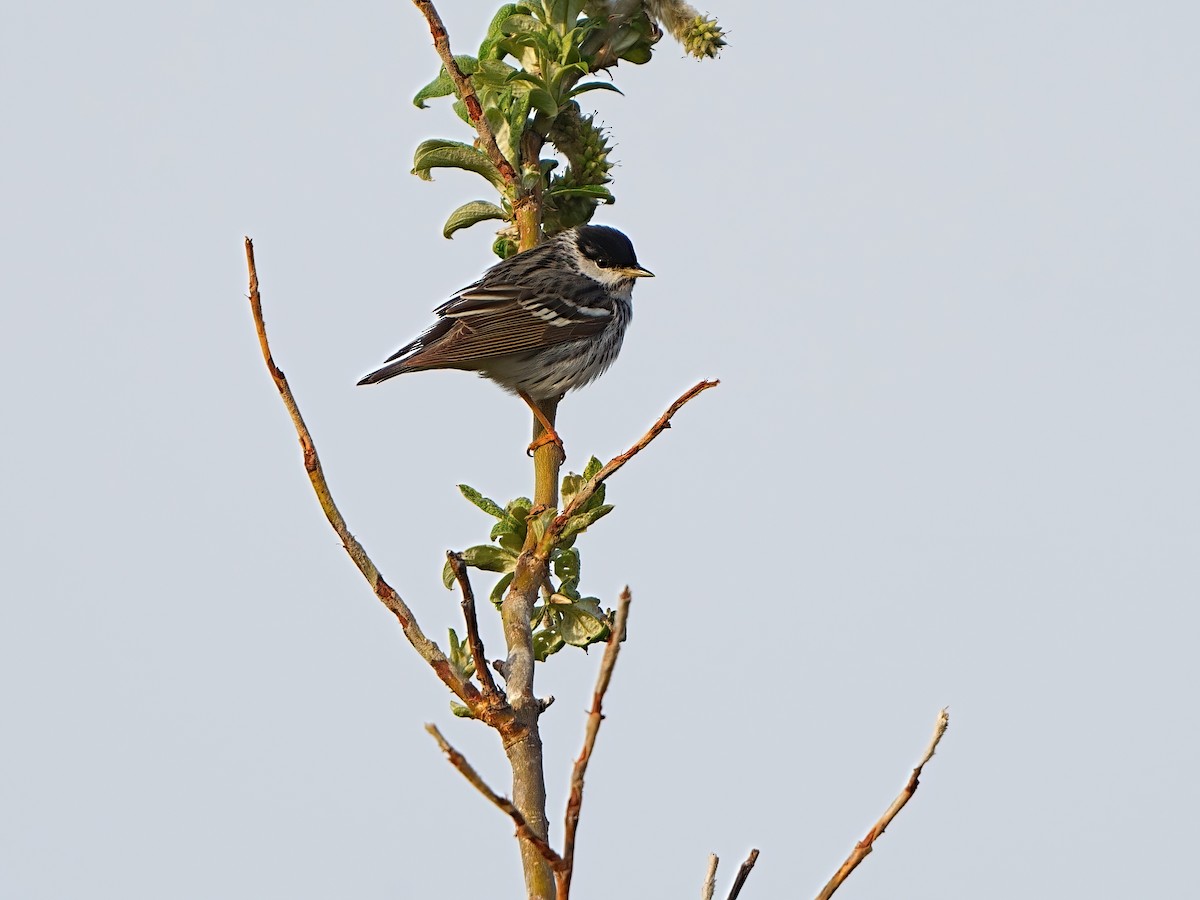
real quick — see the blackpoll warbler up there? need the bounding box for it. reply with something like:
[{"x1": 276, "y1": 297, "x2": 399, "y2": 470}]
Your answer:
[{"x1": 358, "y1": 225, "x2": 653, "y2": 453}]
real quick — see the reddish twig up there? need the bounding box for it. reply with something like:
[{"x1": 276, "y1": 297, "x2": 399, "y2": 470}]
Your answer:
[
  {"x1": 544, "y1": 380, "x2": 718, "y2": 550},
  {"x1": 557, "y1": 588, "x2": 632, "y2": 900},
  {"x1": 411, "y1": 0, "x2": 519, "y2": 187},
  {"x1": 726, "y1": 848, "x2": 760, "y2": 900},
  {"x1": 426, "y1": 724, "x2": 563, "y2": 868},
  {"x1": 815, "y1": 709, "x2": 951, "y2": 900},
  {"x1": 244, "y1": 238, "x2": 513, "y2": 723},
  {"x1": 446, "y1": 551, "x2": 504, "y2": 702}
]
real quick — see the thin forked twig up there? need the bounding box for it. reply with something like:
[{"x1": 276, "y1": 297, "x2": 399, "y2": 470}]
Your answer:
[
  {"x1": 244, "y1": 237, "x2": 485, "y2": 712},
  {"x1": 557, "y1": 588, "x2": 632, "y2": 900},
  {"x1": 815, "y1": 708, "x2": 951, "y2": 900},
  {"x1": 411, "y1": 0, "x2": 519, "y2": 187},
  {"x1": 426, "y1": 724, "x2": 563, "y2": 868},
  {"x1": 446, "y1": 551, "x2": 504, "y2": 702},
  {"x1": 701, "y1": 854, "x2": 719, "y2": 900},
  {"x1": 726, "y1": 848, "x2": 760, "y2": 900},
  {"x1": 547, "y1": 380, "x2": 718, "y2": 545}
]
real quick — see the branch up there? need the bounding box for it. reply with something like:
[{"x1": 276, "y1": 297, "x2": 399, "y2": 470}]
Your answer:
[
  {"x1": 814, "y1": 708, "x2": 951, "y2": 900},
  {"x1": 244, "y1": 237, "x2": 508, "y2": 721},
  {"x1": 411, "y1": 0, "x2": 520, "y2": 187},
  {"x1": 701, "y1": 854, "x2": 719, "y2": 900},
  {"x1": 426, "y1": 723, "x2": 564, "y2": 869},
  {"x1": 557, "y1": 587, "x2": 632, "y2": 899},
  {"x1": 726, "y1": 848, "x2": 760, "y2": 900},
  {"x1": 545, "y1": 380, "x2": 719, "y2": 548},
  {"x1": 447, "y1": 551, "x2": 504, "y2": 703}
]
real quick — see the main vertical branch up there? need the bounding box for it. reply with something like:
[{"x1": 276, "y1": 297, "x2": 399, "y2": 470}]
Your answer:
[{"x1": 409, "y1": 5, "x2": 555, "y2": 895}]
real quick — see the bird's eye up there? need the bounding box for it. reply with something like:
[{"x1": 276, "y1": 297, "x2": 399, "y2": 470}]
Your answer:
[{"x1": 596, "y1": 257, "x2": 611, "y2": 267}]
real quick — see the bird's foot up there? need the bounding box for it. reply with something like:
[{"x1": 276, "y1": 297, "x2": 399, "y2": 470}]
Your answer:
[{"x1": 527, "y1": 429, "x2": 565, "y2": 459}]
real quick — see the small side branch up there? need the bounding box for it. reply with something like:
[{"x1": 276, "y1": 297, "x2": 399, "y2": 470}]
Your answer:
[
  {"x1": 557, "y1": 588, "x2": 633, "y2": 899},
  {"x1": 245, "y1": 238, "x2": 489, "y2": 714},
  {"x1": 726, "y1": 848, "x2": 760, "y2": 900},
  {"x1": 426, "y1": 724, "x2": 563, "y2": 868},
  {"x1": 815, "y1": 708, "x2": 951, "y2": 900},
  {"x1": 447, "y1": 551, "x2": 504, "y2": 702},
  {"x1": 548, "y1": 380, "x2": 718, "y2": 544},
  {"x1": 411, "y1": 0, "x2": 519, "y2": 187}
]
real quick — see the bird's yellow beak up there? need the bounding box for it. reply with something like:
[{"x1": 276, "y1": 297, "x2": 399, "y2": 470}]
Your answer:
[{"x1": 624, "y1": 266, "x2": 654, "y2": 278}]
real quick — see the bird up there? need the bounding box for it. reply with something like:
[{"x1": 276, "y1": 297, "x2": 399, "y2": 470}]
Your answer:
[{"x1": 357, "y1": 225, "x2": 653, "y2": 455}]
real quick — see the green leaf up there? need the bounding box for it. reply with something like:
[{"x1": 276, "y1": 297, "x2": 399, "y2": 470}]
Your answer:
[
  {"x1": 560, "y1": 472, "x2": 584, "y2": 508},
  {"x1": 472, "y1": 58, "x2": 521, "y2": 88},
  {"x1": 554, "y1": 596, "x2": 610, "y2": 647},
  {"x1": 506, "y1": 497, "x2": 533, "y2": 522},
  {"x1": 496, "y1": 530, "x2": 524, "y2": 554},
  {"x1": 483, "y1": 106, "x2": 521, "y2": 170},
  {"x1": 545, "y1": 184, "x2": 614, "y2": 202},
  {"x1": 450, "y1": 701, "x2": 476, "y2": 718},
  {"x1": 447, "y1": 627, "x2": 476, "y2": 679},
  {"x1": 528, "y1": 507, "x2": 557, "y2": 543},
  {"x1": 566, "y1": 81, "x2": 623, "y2": 100},
  {"x1": 558, "y1": 504, "x2": 614, "y2": 542},
  {"x1": 489, "y1": 517, "x2": 521, "y2": 541},
  {"x1": 501, "y1": 13, "x2": 541, "y2": 34},
  {"x1": 413, "y1": 71, "x2": 453, "y2": 108},
  {"x1": 442, "y1": 557, "x2": 458, "y2": 589},
  {"x1": 489, "y1": 571, "x2": 515, "y2": 607},
  {"x1": 412, "y1": 140, "x2": 506, "y2": 190},
  {"x1": 444, "y1": 201, "x2": 509, "y2": 239},
  {"x1": 532, "y1": 628, "x2": 565, "y2": 662},
  {"x1": 582, "y1": 456, "x2": 603, "y2": 480},
  {"x1": 621, "y1": 44, "x2": 653, "y2": 65},
  {"x1": 528, "y1": 88, "x2": 559, "y2": 118},
  {"x1": 461, "y1": 544, "x2": 519, "y2": 573},
  {"x1": 548, "y1": 0, "x2": 586, "y2": 28},
  {"x1": 493, "y1": 235, "x2": 519, "y2": 259},
  {"x1": 452, "y1": 99, "x2": 471, "y2": 124},
  {"x1": 480, "y1": 4, "x2": 520, "y2": 58},
  {"x1": 412, "y1": 55, "x2": 480, "y2": 108},
  {"x1": 552, "y1": 547, "x2": 580, "y2": 589},
  {"x1": 458, "y1": 484, "x2": 506, "y2": 518},
  {"x1": 584, "y1": 481, "x2": 606, "y2": 512},
  {"x1": 506, "y1": 70, "x2": 546, "y2": 88},
  {"x1": 506, "y1": 91, "x2": 533, "y2": 149}
]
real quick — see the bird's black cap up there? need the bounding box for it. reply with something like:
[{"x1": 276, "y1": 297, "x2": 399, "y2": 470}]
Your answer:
[{"x1": 575, "y1": 225, "x2": 642, "y2": 270}]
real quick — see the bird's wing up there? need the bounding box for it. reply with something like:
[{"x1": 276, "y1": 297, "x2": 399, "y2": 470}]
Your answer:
[{"x1": 394, "y1": 270, "x2": 615, "y2": 367}]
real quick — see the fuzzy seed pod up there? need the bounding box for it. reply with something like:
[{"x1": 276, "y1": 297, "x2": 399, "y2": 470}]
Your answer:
[
  {"x1": 644, "y1": 0, "x2": 725, "y2": 59},
  {"x1": 544, "y1": 102, "x2": 616, "y2": 234}
]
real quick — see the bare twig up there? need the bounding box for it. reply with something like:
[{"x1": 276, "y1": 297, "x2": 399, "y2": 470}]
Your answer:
[
  {"x1": 244, "y1": 238, "x2": 514, "y2": 724},
  {"x1": 557, "y1": 588, "x2": 632, "y2": 900},
  {"x1": 726, "y1": 848, "x2": 760, "y2": 900},
  {"x1": 446, "y1": 551, "x2": 504, "y2": 702},
  {"x1": 411, "y1": 0, "x2": 519, "y2": 187},
  {"x1": 815, "y1": 708, "x2": 951, "y2": 900},
  {"x1": 701, "y1": 854, "x2": 719, "y2": 900},
  {"x1": 546, "y1": 380, "x2": 718, "y2": 548},
  {"x1": 426, "y1": 724, "x2": 563, "y2": 868}
]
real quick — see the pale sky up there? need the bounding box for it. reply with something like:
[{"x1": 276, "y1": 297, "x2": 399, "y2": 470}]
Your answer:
[{"x1": 3, "y1": 2, "x2": 1198, "y2": 898}]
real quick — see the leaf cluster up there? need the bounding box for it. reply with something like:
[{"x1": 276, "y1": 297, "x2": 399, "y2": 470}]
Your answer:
[
  {"x1": 443, "y1": 456, "x2": 614, "y2": 661},
  {"x1": 410, "y1": 1, "x2": 664, "y2": 252}
]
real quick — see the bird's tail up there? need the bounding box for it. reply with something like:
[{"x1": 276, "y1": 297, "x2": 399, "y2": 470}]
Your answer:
[{"x1": 356, "y1": 359, "x2": 416, "y2": 386}]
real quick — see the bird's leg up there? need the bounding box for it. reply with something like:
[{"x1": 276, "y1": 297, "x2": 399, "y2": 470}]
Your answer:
[{"x1": 519, "y1": 390, "x2": 565, "y2": 459}]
